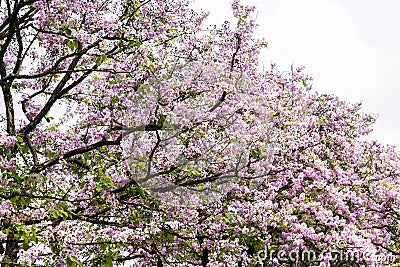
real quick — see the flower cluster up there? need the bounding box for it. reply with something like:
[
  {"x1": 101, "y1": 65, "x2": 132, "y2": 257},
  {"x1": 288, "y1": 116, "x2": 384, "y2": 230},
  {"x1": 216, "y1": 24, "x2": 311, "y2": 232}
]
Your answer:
[{"x1": 0, "y1": 0, "x2": 398, "y2": 266}]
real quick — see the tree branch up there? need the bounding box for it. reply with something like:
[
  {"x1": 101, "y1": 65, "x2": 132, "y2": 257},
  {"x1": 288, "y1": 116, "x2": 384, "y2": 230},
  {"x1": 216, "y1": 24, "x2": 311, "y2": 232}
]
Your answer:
[{"x1": 31, "y1": 134, "x2": 122, "y2": 173}]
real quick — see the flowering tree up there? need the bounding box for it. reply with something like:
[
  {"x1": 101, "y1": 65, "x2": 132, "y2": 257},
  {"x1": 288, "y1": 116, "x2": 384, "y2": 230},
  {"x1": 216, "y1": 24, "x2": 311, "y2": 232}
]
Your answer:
[{"x1": 0, "y1": 0, "x2": 399, "y2": 266}]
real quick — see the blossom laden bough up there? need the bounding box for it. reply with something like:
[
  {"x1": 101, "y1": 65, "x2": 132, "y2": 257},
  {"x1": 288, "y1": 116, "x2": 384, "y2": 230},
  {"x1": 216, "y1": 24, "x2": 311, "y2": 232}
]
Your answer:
[
  {"x1": 121, "y1": 58, "x2": 275, "y2": 206},
  {"x1": 0, "y1": 0, "x2": 399, "y2": 266}
]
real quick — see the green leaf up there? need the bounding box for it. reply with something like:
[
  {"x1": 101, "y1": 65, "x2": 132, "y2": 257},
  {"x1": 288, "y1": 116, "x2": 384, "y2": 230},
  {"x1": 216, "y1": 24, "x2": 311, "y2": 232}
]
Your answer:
[
  {"x1": 66, "y1": 256, "x2": 82, "y2": 267},
  {"x1": 128, "y1": 38, "x2": 142, "y2": 48},
  {"x1": 67, "y1": 257, "x2": 76, "y2": 267},
  {"x1": 65, "y1": 28, "x2": 72, "y2": 36},
  {"x1": 12, "y1": 82, "x2": 24, "y2": 89},
  {"x1": 104, "y1": 255, "x2": 113, "y2": 267},
  {"x1": 51, "y1": 210, "x2": 59, "y2": 219},
  {"x1": 67, "y1": 40, "x2": 79, "y2": 51},
  {"x1": 96, "y1": 55, "x2": 108, "y2": 66},
  {"x1": 51, "y1": 244, "x2": 59, "y2": 254},
  {"x1": 96, "y1": 56, "x2": 103, "y2": 66},
  {"x1": 44, "y1": 115, "x2": 54, "y2": 123},
  {"x1": 60, "y1": 23, "x2": 72, "y2": 36},
  {"x1": 110, "y1": 96, "x2": 119, "y2": 105},
  {"x1": 19, "y1": 143, "x2": 30, "y2": 153},
  {"x1": 237, "y1": 15, "x2": 248, "y2": 25},
  {"x1": 157, "y1": 114, "x2": 167, "y2": 127},
  {"x1": 250, "y1": 148, "x2": 262, "y2": 159}
]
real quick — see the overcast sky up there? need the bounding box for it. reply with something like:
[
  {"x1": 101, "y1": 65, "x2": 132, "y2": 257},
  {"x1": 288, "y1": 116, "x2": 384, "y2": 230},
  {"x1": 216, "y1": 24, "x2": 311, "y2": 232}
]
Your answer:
[{"x1": 193, "y1": 0, "x2": 400, "y2": 149}]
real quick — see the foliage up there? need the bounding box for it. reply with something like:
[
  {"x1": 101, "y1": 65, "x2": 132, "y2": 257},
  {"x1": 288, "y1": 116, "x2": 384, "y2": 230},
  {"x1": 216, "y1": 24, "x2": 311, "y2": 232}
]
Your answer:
[{"x1": 0, "y1": 0, "x2": 399, "y2": 266}]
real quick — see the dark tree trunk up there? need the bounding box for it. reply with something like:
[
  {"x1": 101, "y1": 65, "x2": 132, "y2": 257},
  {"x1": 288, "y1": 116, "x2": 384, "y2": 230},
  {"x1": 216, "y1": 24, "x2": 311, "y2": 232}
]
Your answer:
[
  {"x1": 3, "y1": 237, "x2": 19, "y2": 265},
  {"x1": 202, "y1": 248, "x2": 209, "y2": 267}
]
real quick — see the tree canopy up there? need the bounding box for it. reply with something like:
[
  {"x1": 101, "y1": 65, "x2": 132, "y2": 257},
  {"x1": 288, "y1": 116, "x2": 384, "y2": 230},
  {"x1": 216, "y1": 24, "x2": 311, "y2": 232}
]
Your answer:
[{"x1": 0, "y1": 0, "x2": 399, "y2": 266}]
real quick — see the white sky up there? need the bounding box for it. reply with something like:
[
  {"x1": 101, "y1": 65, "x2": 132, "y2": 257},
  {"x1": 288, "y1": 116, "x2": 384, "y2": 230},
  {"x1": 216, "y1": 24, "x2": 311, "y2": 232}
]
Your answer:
[{"x1": 193, "y1": 0, "x2": 400, "y2": 148}]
